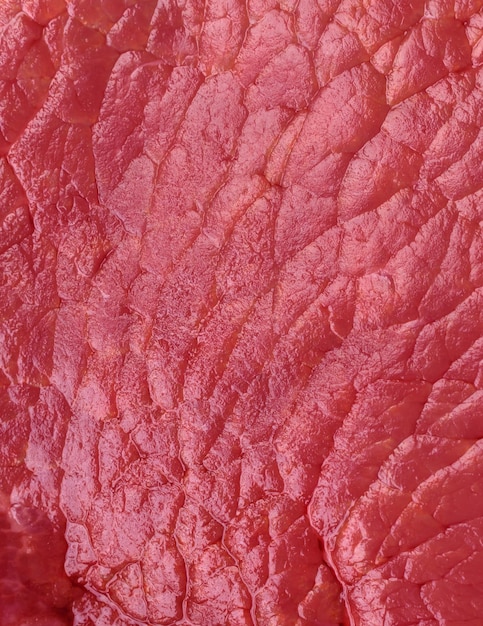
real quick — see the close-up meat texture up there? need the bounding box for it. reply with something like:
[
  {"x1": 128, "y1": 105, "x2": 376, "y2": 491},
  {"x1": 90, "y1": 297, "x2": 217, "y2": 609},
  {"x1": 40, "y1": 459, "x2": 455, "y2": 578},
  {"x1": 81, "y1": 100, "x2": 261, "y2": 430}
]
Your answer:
[{"x1": 1, "y1": 0, "x2": 483, "y2": 625}]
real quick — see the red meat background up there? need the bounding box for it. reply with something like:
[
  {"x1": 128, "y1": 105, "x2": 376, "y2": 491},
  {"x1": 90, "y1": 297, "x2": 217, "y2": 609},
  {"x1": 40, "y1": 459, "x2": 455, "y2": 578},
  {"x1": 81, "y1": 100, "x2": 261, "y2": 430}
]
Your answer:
[{"x1": 1, "y1": 0, "x2": 483, "y2": 624}]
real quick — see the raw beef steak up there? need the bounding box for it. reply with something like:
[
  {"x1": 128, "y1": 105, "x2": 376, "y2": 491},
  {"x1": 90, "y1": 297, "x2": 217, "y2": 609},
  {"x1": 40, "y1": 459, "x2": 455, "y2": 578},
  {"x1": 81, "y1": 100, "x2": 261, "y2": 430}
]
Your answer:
[{"x1": 1, "y1": 0, "x2": 483, "y2": 624}]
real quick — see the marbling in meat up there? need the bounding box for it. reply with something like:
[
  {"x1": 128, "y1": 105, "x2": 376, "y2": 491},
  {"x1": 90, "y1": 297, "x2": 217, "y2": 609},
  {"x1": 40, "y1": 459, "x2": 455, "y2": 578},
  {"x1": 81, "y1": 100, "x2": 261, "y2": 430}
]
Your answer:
[{"x1": 1, "y1": 0, "x2": 483, "y2": 624}]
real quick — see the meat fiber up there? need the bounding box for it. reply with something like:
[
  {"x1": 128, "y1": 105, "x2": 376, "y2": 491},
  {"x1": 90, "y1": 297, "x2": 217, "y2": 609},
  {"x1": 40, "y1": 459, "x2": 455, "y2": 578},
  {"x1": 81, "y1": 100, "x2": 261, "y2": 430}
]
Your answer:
[{"x1": 1, "y1": 0, "x2": 483, "y2": 625}]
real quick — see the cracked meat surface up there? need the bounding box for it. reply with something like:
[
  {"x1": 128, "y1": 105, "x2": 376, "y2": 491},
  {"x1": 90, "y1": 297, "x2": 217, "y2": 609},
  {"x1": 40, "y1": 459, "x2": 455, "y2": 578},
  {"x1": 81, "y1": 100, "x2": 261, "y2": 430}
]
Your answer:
[{"x1": 1, "y1": 0, "x2": 483, "y2": 624}]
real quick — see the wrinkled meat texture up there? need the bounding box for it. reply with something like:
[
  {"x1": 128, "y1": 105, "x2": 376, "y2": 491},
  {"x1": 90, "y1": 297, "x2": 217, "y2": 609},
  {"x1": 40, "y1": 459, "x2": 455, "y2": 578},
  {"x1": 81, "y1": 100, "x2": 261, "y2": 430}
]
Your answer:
[{"x1": 1, "y1": 0, "x2": 483, "y2": 625}]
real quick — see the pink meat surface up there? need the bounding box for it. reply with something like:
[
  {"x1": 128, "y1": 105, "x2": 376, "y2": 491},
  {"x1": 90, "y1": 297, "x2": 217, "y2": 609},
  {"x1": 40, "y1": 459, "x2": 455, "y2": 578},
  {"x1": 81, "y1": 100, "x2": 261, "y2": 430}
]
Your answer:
[{"x1": 1, "y1": 0, "x2": 483, "y2": 624}]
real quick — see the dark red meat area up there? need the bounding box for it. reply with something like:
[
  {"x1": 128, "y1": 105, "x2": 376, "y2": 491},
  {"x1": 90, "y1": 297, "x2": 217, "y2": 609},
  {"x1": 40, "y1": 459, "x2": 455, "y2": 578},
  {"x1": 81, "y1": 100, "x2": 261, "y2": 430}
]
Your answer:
[{"x1": 1, "y1": 0, "x2": 483, "y2": 624}]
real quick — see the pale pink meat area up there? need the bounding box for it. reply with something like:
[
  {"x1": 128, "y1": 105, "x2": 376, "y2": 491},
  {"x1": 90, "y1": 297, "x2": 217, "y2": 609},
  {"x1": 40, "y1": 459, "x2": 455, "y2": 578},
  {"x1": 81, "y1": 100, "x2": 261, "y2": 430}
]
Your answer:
[{"x1": 1, "y1": 0, "x2": 483, "y2": 625}]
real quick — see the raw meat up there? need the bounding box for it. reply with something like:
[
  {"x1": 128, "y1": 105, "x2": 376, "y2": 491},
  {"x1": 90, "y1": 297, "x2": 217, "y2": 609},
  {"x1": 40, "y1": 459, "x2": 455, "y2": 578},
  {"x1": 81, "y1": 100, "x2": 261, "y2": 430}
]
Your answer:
[{"x1": 1, "y1": 0, "x2": 483, "y2": 624}]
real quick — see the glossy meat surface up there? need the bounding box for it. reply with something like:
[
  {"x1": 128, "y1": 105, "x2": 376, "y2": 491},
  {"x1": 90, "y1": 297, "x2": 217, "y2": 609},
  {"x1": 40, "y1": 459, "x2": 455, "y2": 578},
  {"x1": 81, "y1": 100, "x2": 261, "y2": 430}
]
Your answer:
[{"x1": 1, "y1": 0, "x2": 483, "y2": 624}]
